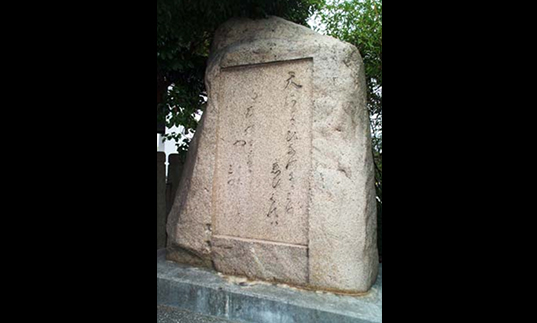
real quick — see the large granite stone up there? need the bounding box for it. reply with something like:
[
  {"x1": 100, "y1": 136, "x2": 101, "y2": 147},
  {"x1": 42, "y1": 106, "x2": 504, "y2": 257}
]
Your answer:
[{"x1": 167, "y1": 16, "x2": 378, "y2": 293}]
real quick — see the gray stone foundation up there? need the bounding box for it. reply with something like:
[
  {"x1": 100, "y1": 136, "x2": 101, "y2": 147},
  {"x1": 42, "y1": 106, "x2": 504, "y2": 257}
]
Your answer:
[{"x1": 158, "y1": 250, "x2": 382, "y2": 323}]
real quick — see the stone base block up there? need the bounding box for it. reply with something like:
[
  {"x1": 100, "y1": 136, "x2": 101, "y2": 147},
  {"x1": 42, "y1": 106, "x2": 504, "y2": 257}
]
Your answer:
[{"x1": 157, "y1": 250, "x2": 382, "y2": 323}]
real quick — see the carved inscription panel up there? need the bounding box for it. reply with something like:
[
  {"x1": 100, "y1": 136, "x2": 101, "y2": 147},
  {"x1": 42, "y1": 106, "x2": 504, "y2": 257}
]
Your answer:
[{"x1": 214, "y1": 59, "x2": 313, "y2": 246}]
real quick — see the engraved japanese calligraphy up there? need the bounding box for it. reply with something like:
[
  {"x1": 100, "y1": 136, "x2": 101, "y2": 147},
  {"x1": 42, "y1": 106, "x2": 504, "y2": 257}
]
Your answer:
[{"x1": 214, "y1": 59, "x2": 313, "y2": 246}]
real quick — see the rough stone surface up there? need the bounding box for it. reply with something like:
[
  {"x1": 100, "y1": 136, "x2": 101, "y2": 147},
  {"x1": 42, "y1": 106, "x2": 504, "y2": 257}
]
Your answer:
[
  {"x1": 212, "y1": 236, "x2": 309, "y2": 286},
  {"x1": 158, "y1": 250, "x2": 383, "y2": 323},
  {"x1": 167, "y1": 16, "x2": 378, "y2": 293}
]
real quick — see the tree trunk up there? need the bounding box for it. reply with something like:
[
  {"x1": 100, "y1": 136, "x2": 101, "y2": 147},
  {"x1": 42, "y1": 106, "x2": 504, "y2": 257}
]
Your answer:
[{"x1": 157, "y1": 72, "x2": 170, "y2": 134}]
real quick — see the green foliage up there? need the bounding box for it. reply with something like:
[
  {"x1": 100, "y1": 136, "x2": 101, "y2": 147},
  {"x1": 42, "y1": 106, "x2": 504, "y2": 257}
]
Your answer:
[
  {"x1": 157, "y1": 0, "x2": 325, "y2": 154},
  {"x1": 317, "y1": 1, "x2": 382, "y2": 135}
]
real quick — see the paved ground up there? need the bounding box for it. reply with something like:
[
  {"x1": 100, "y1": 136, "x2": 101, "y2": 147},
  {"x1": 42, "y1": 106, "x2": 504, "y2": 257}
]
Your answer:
[{"x1": 157, "y1": 306, "x2": 239, "y2": 323}]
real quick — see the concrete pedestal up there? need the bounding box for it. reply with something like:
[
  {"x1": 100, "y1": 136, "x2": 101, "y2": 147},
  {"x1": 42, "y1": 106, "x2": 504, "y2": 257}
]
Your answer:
[{"x1": 157, "y1": 250, "x2": 382, "y2": 323}]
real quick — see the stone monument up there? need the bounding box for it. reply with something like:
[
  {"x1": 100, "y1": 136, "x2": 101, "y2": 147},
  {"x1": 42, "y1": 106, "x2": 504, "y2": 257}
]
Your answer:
[{"x1": 167, "y1": 16, "x2": 379, "y2": 294}]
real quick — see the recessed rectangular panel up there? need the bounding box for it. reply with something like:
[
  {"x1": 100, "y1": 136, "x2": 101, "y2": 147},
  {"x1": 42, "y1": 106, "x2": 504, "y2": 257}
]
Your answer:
[{"x1": 214, "y1": 59, "x2": 313, "y2": 246}]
